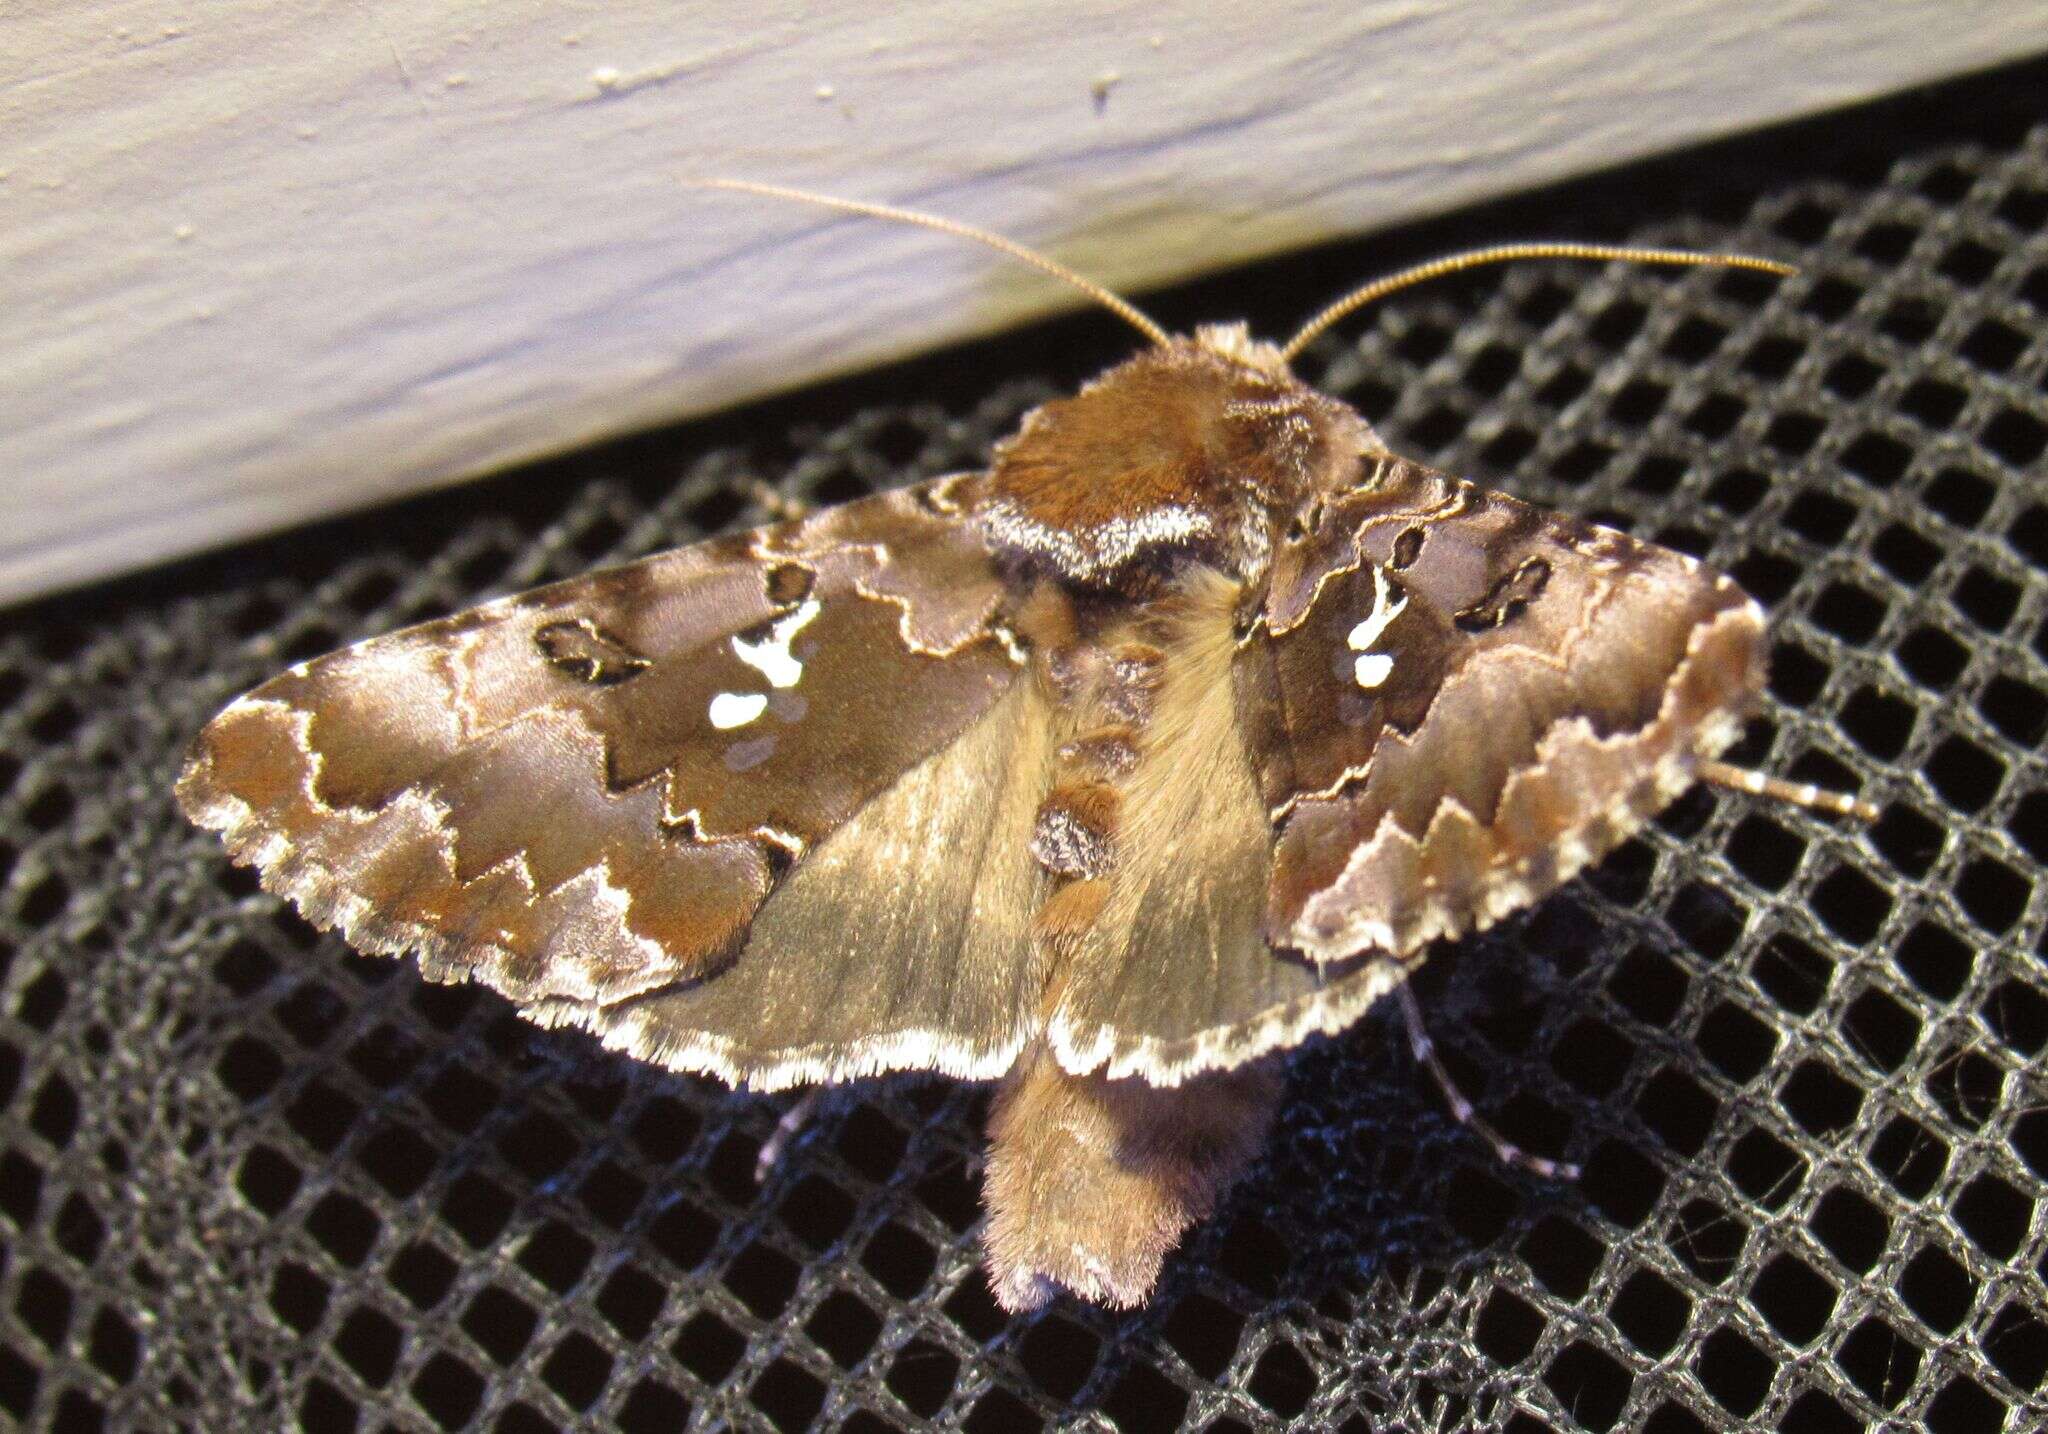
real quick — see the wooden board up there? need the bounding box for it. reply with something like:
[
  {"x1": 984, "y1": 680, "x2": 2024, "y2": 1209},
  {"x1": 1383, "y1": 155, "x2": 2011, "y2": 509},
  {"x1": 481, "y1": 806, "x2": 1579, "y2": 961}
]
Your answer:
[{"x1": 4, "y1": 2, "x2": 2043, "y2": 602}]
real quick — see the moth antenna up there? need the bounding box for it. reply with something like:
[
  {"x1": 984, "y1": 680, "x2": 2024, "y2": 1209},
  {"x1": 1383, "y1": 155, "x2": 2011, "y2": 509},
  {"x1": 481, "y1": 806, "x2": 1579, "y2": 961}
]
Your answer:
[
  {"x1": 1395, "y1": 983, "x2": 1579, "y2": 1181},
  {"x1": 1280, "y1": 243, "x2": 1797, "y2": 361},
  {"x1": 693, "y1": 178, "x2": 1171, "y2": 349},
  {"x1": 1698, "y1": 760, "x2": 1879, "y2": 822}
]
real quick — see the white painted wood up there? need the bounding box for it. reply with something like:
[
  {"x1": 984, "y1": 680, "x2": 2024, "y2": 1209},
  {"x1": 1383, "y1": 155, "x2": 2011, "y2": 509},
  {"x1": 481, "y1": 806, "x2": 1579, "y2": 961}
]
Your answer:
[{"x1": 3, "y1": 3, "x2": 2040, "y2": 602}]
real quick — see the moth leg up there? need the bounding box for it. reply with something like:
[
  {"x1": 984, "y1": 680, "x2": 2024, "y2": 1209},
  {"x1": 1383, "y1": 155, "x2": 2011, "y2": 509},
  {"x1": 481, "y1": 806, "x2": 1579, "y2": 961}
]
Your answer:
[
  {"x1": 754, "y1": 1088, "x2": 825, "y2": 1184},
  {"x1": 1395, "y1": 983, "x2": 1580, "y2": 1181},
  {"x1": 742, "y1": 478, "x2": 815, "y2": 523},
  {"x1": 1698, "y1": 760, "x2": 1878, "y2": 822}
]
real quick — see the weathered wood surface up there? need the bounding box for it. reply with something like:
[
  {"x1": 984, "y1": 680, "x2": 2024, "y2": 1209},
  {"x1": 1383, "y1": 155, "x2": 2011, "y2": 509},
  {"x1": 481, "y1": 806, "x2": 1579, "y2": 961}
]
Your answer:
[{"x1": 5, "y1": 2, "x2": 2042, "y2": 602}]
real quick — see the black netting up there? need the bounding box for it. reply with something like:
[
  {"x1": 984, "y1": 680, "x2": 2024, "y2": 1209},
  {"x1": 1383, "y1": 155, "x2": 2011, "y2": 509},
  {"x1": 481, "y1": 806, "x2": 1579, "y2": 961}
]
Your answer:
[{"x1": 5, "y1": 58, "x2": 2047, "y2": 1433}]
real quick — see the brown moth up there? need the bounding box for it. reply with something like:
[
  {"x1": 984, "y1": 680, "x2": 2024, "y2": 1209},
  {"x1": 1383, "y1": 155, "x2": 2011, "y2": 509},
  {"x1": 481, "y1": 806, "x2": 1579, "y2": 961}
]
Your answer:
[{"x1": 178, "y1": 183, "x2": 1877, "y2": 1312}]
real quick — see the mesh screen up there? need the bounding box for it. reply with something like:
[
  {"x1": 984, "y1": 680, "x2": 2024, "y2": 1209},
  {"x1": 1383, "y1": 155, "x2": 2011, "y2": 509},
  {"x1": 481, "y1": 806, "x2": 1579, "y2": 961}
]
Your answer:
[{"x1": 5, "y1": 58, "x2": 2047, "y2": 1434}]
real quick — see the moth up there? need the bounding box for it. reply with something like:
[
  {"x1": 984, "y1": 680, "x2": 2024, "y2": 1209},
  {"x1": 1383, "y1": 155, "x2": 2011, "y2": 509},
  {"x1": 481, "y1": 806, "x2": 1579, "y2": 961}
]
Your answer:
[{"x1": 179, "y1": 181, "x2": 1876, "y2": 1311}]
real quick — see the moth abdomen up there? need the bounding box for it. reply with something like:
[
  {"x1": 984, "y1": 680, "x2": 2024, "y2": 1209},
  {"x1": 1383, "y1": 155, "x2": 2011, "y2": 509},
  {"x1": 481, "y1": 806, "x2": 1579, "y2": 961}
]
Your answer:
[
  {"x1": 1056, "y1": 724, "x2": 1141, "y2": 779},
  {"x1": 1100, "y1": 642, "x2": 1165, "y2": 722},
  {"x1": 1030, "y1": 779, "x2": 1121, "y2": 879},
  {"x1": 1032, "y1": 877, "x2": 1110, "y2": 950}
]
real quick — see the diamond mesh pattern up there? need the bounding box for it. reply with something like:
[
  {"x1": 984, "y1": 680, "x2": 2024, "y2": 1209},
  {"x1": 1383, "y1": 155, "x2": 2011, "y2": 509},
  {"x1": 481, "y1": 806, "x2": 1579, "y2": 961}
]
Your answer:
[{"x1": 4, "y1": 60, "x2": 2047, "y2": 1433}]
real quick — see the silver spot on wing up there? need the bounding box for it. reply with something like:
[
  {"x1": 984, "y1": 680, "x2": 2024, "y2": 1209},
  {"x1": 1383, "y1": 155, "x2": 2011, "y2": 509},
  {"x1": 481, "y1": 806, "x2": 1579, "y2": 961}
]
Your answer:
[
  {"x1": 732, "y1": 597, "x2": 822, "y2": 688},
  {"x1": 1346, "y1": 565, "x2": 1408, "y2": 690},
  {"x1": 709, "y1": 692, "x2": 769, "y2": 729}
]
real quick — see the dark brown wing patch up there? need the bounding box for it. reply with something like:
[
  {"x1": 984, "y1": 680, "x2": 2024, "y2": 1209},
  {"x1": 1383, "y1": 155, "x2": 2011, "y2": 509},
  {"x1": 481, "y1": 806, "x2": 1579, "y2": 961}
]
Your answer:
[
  {"x1": 178, "y1": 479, "x2": 1025, "y2": 1032},
  {"x1": 1241, "y1": 457, "x2": 1766, "y2": 963}
]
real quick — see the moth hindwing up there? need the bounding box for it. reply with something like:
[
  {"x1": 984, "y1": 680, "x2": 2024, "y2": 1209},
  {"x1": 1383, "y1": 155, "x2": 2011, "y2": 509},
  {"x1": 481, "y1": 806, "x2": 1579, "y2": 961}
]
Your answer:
[{"x1": 185, "y1": 205, "x2": 1852, "y2": 1311}]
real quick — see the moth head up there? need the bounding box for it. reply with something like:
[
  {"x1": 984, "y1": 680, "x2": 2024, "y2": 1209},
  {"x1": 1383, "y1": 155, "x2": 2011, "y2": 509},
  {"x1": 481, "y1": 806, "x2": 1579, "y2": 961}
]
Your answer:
[
  {"x1": 693, "y1": 183, "x2": 1782, "y2": 595},
  {"x1": 977, "y1": 333, "x2": 1374, "y2": 589}
]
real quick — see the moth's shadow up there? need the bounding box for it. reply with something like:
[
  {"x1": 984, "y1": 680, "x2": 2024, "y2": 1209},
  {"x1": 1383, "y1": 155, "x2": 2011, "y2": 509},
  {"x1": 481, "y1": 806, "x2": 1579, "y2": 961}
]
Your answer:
[
  {"x1": 1218, "y1": 915, "x2": 1609, "y2": 1286},
  {"x1": 960, "y1": 898, "x2": 1666, "y2": 1420}
]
